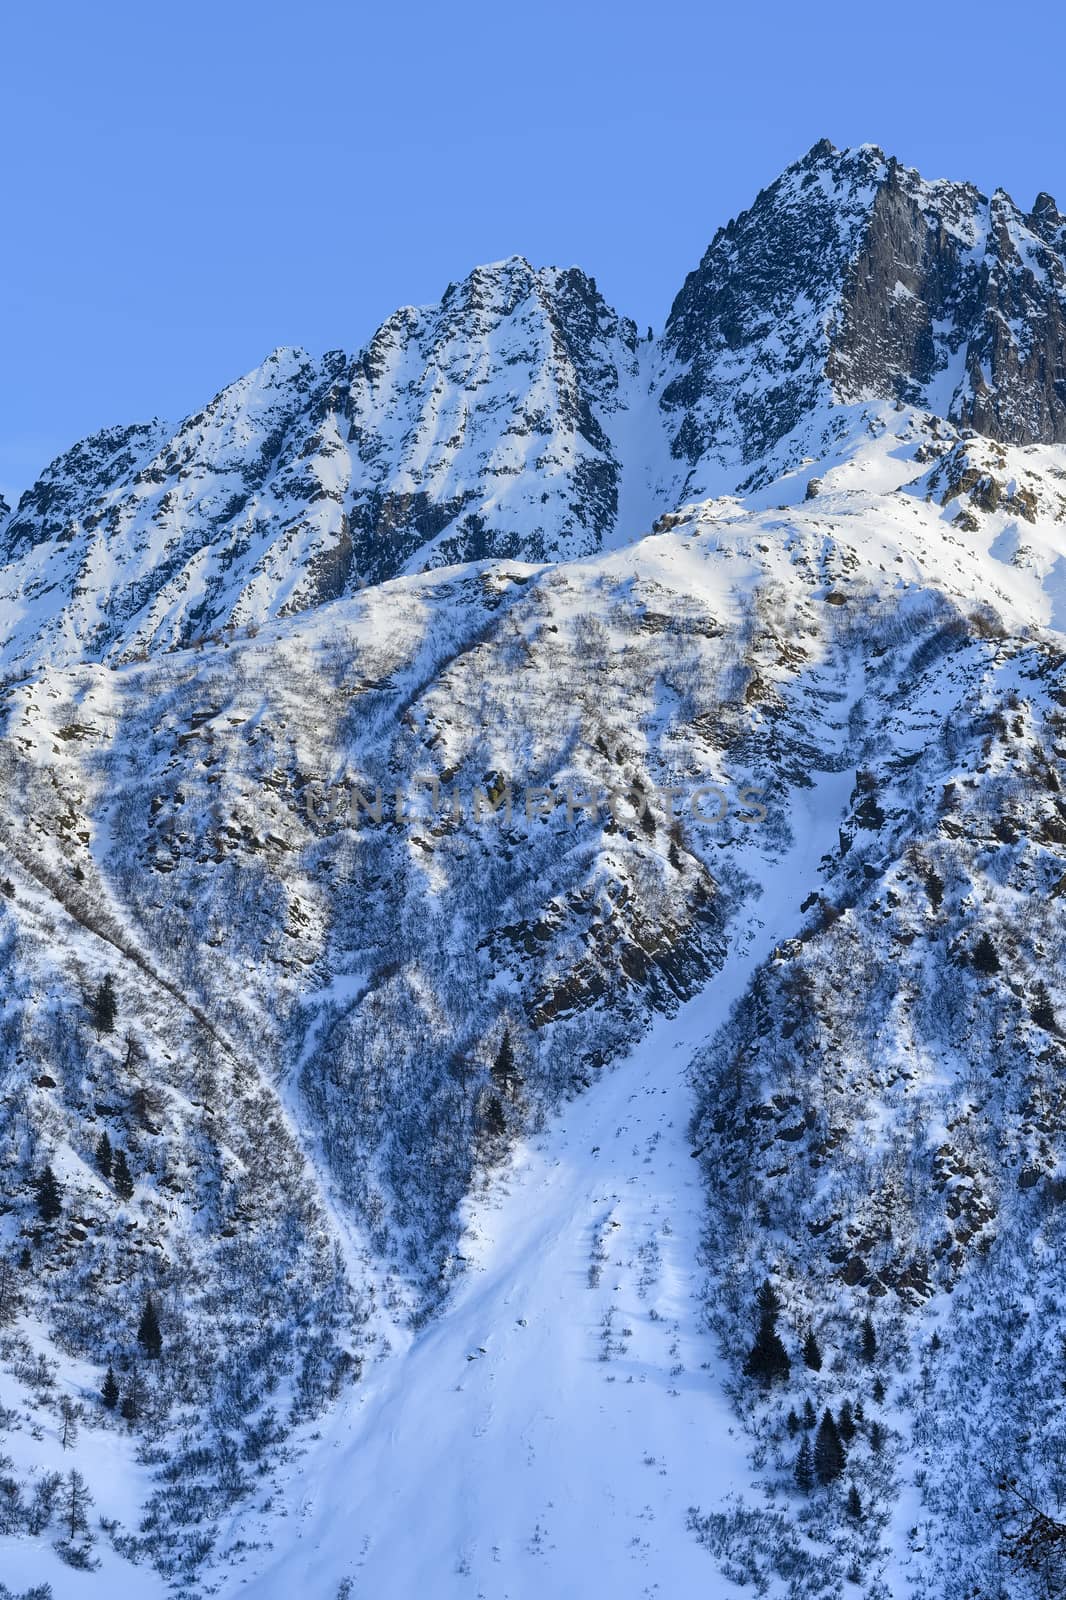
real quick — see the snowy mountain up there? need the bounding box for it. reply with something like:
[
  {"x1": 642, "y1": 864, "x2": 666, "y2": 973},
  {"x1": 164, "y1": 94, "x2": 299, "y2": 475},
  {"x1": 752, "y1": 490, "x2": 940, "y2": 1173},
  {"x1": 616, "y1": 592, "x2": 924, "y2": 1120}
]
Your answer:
[
  {"x1": 3, "y1": 140, "x2": 1066, "y2": 678},
  {"x1": 2, "y1": 142, "x2": 1066, "y2": 1600}
]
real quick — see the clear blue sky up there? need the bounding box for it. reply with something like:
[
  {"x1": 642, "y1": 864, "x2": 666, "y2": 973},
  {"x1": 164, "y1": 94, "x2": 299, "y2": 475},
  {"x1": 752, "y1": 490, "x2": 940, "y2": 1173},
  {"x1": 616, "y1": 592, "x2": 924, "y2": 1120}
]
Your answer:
[{"x1": 3, "y1": 0, "x2": 1064, "y2": 505}]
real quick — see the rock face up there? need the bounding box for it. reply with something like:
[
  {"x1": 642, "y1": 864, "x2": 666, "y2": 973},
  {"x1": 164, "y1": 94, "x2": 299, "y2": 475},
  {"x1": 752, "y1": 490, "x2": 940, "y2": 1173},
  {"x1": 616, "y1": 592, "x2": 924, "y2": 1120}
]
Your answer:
[
  {"x1": 1, "y1": 140, "x2": 1065, "y2": 674},
  {"x1": 660, "y1": 141, "x2": 1066, "y2": 499},
  {"x1": 829, "y1": 158, "x2": 1066, "y2": 445},
  {"x1": 660, "y1": 140, "x2": 888, "y2": 486}
]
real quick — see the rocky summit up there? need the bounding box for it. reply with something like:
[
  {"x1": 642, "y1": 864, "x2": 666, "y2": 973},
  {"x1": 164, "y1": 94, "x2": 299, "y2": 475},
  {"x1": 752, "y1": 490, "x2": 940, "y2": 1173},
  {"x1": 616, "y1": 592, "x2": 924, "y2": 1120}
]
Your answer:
[{"x1": 1, "y1": 142, "x2": 1065, "y2": 1600}]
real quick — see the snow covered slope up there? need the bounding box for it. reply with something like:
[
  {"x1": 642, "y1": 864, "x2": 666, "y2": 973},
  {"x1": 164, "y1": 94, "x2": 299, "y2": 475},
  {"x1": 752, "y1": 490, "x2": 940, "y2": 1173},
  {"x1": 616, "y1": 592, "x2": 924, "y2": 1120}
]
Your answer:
[{"x1": 231, "y1": 763, "x2": 850, "y2": 1600}]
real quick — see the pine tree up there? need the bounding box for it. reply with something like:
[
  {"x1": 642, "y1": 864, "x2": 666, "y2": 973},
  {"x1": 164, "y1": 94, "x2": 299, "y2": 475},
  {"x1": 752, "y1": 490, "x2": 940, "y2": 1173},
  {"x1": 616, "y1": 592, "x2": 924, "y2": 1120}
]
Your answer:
[
  {"x1": 59, "y1": 1395, "x2": 80, "y2": 1449},
  {"x1": 846, "y1": 1483, "x2": 863, "y2": 1522},
  {"x1": 101, "y1": 1364, "x2": 119, "y2": 1410},
  {"x1": 838, "y1": 1398, "x2": 857, "y2": 1443},
  {"x1": 756, "y1": 1278, "x2": 783, "y2": 1318},
  {"x1": 120, "y1": 1363, "x2": 145, "y2": 1423},
  {"x1": 869, "y1": 1420, "x2": 885, "y2": 1453},
  {"x1": 872, "y1": 1375, "x2": 886, "y2": 1405},
  {"x1": 786, "y1": 1407, "x2": 801, "y2": 1436},
  {"x1": 814, "y1": 1408, "x2": 846, "y2": 1484},
  {"x1": 794, "y1": 1437, "x2": 814, "y2": 1494},
  {"x1": 803, "y1": 1397, "x2": 817, "y2": 1430},
  {"x1": 744, "y1": 1279, "x2": 791, "y2": 1386},
  {"x1": 482, "y1": 1093, "x2": 506, "y2": 1140},
  {"x1": 860, "y1": 1314, "x2": 877, "y2": 1364},
  {"x1": 113, "y1": 1149, "x2": 134, "y2": 1202},
  {"x1": 95, "y1": 1131, "x2": 113, "y2": 1181},
  {"x1": 90, "y1": 973, "x2": 118, "y2": 1034},
  {"x1": 63, "y1": 1468, "x2": 92, "y2": 1540},
  {"x1": 137, "y1": 1295, "x2": 162, "y2": 1359},
  {"x1": 972, "y1": 932, "x2": 1000, "y2": 974},
  {"x1": 1031, "y1": 981, "x2": 1058, "y2": 1034},
  {"x1": 803, "y1": 1328, "x2": 823, "y2": 1371},
  {"x1": 34, "y1": 1164, "x2": 62, "y2": 1222},
  {"x1": 18, "y1": 1244, "x2": 31, "y2": 1269},
  {"x1": 490, "y1": 1030, "x2": 520, "y2": 1102}
]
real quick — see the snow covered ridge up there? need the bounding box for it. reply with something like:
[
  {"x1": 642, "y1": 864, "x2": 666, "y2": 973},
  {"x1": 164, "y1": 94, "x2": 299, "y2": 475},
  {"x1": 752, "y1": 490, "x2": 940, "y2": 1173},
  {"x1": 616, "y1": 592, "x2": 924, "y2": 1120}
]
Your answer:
[
  {"x1": 0, "y1": 142, "x2": 1066, "y2": 1599},
  {"x1": 2, "y1": 139, "x2": 1066, "y2": 673}
]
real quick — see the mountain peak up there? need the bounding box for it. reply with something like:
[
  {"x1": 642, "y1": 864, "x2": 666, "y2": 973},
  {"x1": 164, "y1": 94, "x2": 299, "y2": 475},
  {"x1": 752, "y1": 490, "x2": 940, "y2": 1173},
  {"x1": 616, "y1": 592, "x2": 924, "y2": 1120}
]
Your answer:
[{"x1": 660, "y1": 141, "x2": 1066, "y2": 497}]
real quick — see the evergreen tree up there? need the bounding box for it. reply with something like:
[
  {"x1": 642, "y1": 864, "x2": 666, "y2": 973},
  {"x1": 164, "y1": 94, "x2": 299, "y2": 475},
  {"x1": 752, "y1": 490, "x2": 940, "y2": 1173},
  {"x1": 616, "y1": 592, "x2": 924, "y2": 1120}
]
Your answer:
[
  {"x1": 490, "y1": 1030, "x2": 520, "y2": 1102},
  {"x1": 744, "y1": 1279, "x2": 791, "y2": 1386},
  {"x1": 95, "y1": 1131, "x2": 113, "y2": 1181},
  {"x1": 972, "y1": 932, "x2": 1000, "y2": 974},
  {"x1": 59, "y1": 1395, "x2": 80, "y2": 1449},
  {"x1": 63, "y1": 1468, "x2": 92, "y2": 1540},
  {"x1": 838, "y1": 1398, "x2": 856, "y2": 1442},
  {"x1": 113, "y1": 1149, "x2": 134, "y2": 1202},
  {"x1": 34, "y1": 1164, "x2": 62, "y2": 1222},
  {"x1": 1031, "y1": 981, "x2": 1058, "y2": 1034},
  {"x1": 794, "y1": 1437, "x2": 814, "y2": 1494},
  {"x1": 854, "y1": 1400, "x2": 865, "y2": 1427},
  {"x1": 101, "y1": 1364, "x2": 119, "y2": 1411},
  {"x1": 137, "y1": 1295, "x2": 162, "y2": 1359},
  {"x1": 846, "y1": 1484, "x2": 863, "y2": 1522},
  {"x1": 803, "y1": 1397, "x2": 817, "y2": 1430},
  {"x1": 803, "y1": 1328, "x2": 823, "y2": 1371},
  {"x1": 872, "y1": 1375, "x2": 886, "y2": 1405},
  {"x1": 90, "y1": 973, "x2": 118, "y2": 1034},
  {"x1": 869, "y1": 1420, "x2": 885, "y2": 1453},
  {"x1": 786, "y1": 1407, "x2": 801, "y2": 1436},
  {"x1": 860, "y1": 1314, "x2": 877, "y2": 1364},
  {"x1": 482, "y1": 1093, "x2": 507, "y2": 1140},
  {"x1": 756, "y1": 1277, "x2": 783, "y2": 1319},
  {"x1": 18, "y1": 1245, "x2": 31, "y2": 1269},
  {"x1": 120, "y1": 1363, "x2": 145, "y2": 1423},
  {"x1": 814, "y1": 1408, "x2": 846, "y2": 1484}
]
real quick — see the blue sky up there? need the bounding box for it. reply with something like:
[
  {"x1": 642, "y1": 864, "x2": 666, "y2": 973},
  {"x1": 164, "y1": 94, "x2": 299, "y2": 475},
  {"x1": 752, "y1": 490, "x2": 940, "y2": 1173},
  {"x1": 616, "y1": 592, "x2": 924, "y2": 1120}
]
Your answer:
[{"x1": 2, "y1": 0, "x2": 1064, "y2": 505}]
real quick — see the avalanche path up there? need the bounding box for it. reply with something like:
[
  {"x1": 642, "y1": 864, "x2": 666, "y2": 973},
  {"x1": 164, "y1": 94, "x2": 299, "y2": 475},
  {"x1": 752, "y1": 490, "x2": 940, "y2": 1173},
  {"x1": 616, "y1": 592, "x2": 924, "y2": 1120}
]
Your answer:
[{"x1": 230, "y1": 758, "x2": 855, "y2": 1600}]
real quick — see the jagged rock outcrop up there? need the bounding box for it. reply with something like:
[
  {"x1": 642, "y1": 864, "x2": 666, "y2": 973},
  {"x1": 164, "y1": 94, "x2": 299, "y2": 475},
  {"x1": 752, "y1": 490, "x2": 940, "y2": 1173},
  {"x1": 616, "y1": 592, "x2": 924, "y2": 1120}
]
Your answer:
[{"x1": 661, "y1": 141, "x2": 1066, "y2": 497}]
